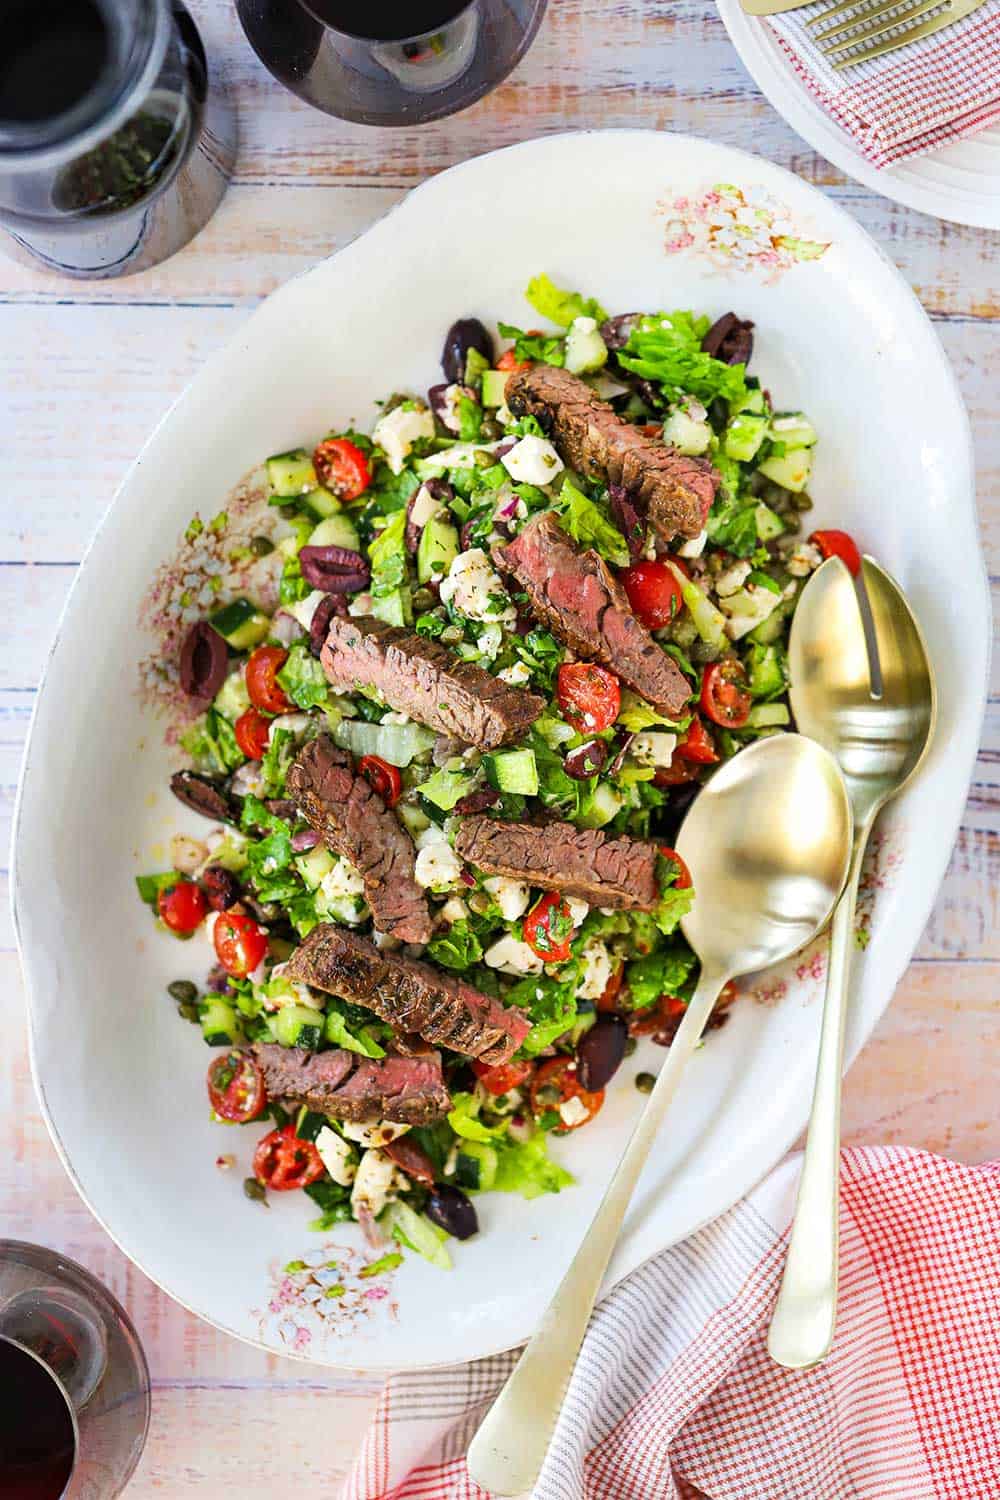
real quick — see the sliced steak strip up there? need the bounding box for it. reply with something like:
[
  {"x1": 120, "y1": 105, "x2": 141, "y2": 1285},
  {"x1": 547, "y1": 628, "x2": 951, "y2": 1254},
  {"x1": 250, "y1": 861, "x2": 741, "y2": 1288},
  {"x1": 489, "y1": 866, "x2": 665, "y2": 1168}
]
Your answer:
[
  {"x1": 251, "y1": 1043, "x2": 451, "y2": 1125},
  {"x1": 505, "y1": 364, "x2": 718, "y2": 542},
  {"x1": 455, "y1": 814, "x2": 660, "y2": 910},
  {"x1": 287, "y1": 735, "x2": 431, "y2": 945},
  {"x1": 320, "y1": 615, "x2": 543, "y2": 751},
  {"x1": 495, "y1": 512, "x2": 691, "y2": 718},
  {"x1": 285, "y1": 925, "x2": 531, "y2": 1066}
]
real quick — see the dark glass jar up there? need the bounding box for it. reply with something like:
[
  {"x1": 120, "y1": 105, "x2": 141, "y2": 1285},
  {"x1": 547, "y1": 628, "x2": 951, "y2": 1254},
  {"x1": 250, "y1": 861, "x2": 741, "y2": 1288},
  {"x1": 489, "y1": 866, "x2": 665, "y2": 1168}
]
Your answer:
[
  {"x1": 0, "y1": 0, "x2": 236, "y2": 278},
  {"x1": 235, "y1": 0, "x2": 548, "y2": 126}
]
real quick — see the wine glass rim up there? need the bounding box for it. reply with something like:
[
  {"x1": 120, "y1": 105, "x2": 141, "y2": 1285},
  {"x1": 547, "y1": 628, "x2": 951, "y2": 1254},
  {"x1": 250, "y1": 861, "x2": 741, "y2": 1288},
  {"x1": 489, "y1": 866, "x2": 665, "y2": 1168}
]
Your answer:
[{"x1": 298, "y1": 0, "x2": 476, "y2": 43}]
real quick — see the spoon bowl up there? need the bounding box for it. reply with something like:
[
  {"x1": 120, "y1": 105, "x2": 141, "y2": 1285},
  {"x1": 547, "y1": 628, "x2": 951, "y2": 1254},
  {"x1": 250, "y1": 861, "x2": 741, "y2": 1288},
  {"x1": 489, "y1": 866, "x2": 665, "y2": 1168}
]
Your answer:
[{"x1": 677, "y1": 733, "x2": 855, "y2": 978}]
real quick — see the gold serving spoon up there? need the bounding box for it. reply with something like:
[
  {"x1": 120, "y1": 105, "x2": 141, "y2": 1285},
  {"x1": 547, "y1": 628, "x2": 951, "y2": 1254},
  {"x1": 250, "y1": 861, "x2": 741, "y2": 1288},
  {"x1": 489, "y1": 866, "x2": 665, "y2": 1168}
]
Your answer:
[
  {"x1": 768, "y1": 556, "x2": 936, "y2": 1369},
  {"x1": 468, "y1": 734, "x2": 853, "y2": 1497}
]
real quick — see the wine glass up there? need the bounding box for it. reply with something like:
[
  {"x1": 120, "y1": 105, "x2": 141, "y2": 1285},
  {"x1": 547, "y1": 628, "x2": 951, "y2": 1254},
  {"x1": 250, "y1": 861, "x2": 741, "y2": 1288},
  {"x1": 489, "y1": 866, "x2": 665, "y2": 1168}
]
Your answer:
[
  {"x1": 0, "y1": 1242, "x2": 150, "y2": 1500},
  {"x1": 235, "y1": 0, "x2": 549, "y2": 126}
]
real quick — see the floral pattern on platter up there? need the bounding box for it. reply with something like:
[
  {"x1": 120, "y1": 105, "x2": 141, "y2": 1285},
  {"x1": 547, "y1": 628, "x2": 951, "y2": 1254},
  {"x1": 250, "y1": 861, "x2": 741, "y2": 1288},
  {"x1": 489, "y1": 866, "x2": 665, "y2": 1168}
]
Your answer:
[
  {"x1": 658, "y1": 183, "x2": 830, "y2": 280},
  {"x1": 253, "y1": 1241, "x2": 401, "y2": 1353}
]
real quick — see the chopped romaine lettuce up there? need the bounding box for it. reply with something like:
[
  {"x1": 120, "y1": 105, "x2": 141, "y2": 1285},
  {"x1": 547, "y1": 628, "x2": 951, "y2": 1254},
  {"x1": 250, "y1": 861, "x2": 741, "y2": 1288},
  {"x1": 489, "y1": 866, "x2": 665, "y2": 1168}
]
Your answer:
[
  {"x1": 554, "y1": 479, "x2": 630, "y2": 568},
  {"x1": 625, "y1": 941, "x2": 697, "y2": 1010},
  {"x1": 492, "y1": 1132, "x2": 574, "y2": 1199},
  {"x1": 276, "y1": 644, "x2": 330, "y2": 710},
  {"x1": 384, "y1": 1201, "x2": 452, "y2": 1269},
  {"x1": 427, "y1": 921, "x2": 484, "y2": 972},
  {"x1": 524, "y1": 274, "x2": 608, "y2": 329},
  {"x1": 618, "y1": 312, "x2": 748, "y2": 408},
  {"x1": 497, "y1": 321, "x2": 565, "y2": 367},
  {"x1": 506, "y1": 968, "x2": 580, "y2": 1056},
  {"x1": 447, "y1": 1092, "x2": 509, "y2": 1143}
]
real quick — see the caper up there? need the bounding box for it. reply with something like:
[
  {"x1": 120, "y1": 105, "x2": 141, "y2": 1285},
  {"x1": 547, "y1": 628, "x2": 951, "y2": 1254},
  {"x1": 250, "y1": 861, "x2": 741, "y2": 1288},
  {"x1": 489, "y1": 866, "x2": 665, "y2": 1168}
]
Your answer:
[
  {"x1": 177, "y1": 1001, "x2": 200, "y2": 1024},
  {"x1": 168, "y1": 979, "x2": 198, "y2": 1003},
  {"x1": 411, "y1": 587, "x2": 436, "y2": 612},
  {"x1": 243, "y1": 1178, "x2": 268, "y2": 1204},
  {"x1": 623, "y1": 1036, "x2": 637, "y2": 1057},
  {"x1": 250, "y1": 534, "x2": 275, "y2": 556},
  {"x1": 278, "y1": 503, "x2": 298, "y2": 519},
  {"x1": 479, "y1": 416, "x2": 503, "y2": 441},
  {"x1": 535, "y1": 1083, "x2": 561, "y2": 1107},
  {"x1": 474, "y1": 450, "x2": 494, "y2": 468},
  {"x1": 635, "y1": 1072, "x2": 656, "y2": 1094},
  {"x1": 790, "y1": 492, "x2": 813, "y2": 511}
]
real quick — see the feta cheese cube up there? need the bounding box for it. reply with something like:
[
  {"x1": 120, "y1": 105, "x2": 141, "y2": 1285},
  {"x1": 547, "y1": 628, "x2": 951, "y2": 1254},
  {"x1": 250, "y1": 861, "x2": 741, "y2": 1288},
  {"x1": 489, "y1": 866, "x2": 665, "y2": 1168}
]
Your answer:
[
  {"x1": 786, "y1": 541, "x2": 823, "y2": 578},
  {"x1": 484, "y1": 934, "x2": 544, "y2": 976},
  {"x1": 342, "y1": 1120, "x2": 411, "y2": 1148},
  {"x1": 414, "y1": 839, "x2": 463, "y2": 892},
  {"x1": 630, "y1": 731, "x2": 678, "y2": 768},
  {"x1": 677, "y1": 529, "x2": 708, "y2": 558},
  {"x1": 715, "y1": 560, "x2": 752, "y2": 597},
  {"x1": 578, "y1": 938, "x2": 614, "y2": 1001},
  {"x1": 565, "y1": 896, "x2": 590, "y2": 929},
  {"x1": 559, "y1": 1094, "x2": 589, "y2": 1128},
  {"x1": 500, "y1": 434, "x2": 565, "y2": 488},
  {"x1": 440, "y1": 895, "x2": 470, "y2": 925},
  {"x1": 438, "y1": 547, "x2": 515, "y2": 624},
  {"x1": 319, "y1": 858, "x2": 366, "y2": 904},
  {"x1": 315, "y1": 1126, "x2": 357, "y2": 1186},
  {"x1": 484, "y1": 875, "x2": 531, "y2": 922},
  {"x1": 497, "y1": 660, "x2": 531, "y2": 686},
  {"x1": 350, "y1": 1148, "x2": 401, "y2": 1218},
  {"x1": 372, "y1": 402, "x2": 435, "y2": 475}
]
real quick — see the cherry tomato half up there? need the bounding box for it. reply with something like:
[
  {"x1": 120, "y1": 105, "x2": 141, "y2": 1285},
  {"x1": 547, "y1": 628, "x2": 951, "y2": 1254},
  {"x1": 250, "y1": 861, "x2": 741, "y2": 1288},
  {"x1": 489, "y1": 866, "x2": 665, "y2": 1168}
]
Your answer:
[
  {"x1": 620, "y1": 560, "x2": 685, "y2": 630},
  {"x1": 700, "y1": 658, "x2": 752, "y2": 729},
  {"x1": 529, "y1": 1058, "x2": 604, "y2": 1131},
  {"x1": 157, "y1": 880, "x2": 207, "y2": 934},
  {"x1": 234, "y1": 706, "x2": 271, "y2": 760},
  {"x1": 557, "y1": 661, "x2": 621, "y2": 734},
  {"x1": 653, "y1": 757, "x2": 701, "y2": 787},
  {"x1": 810, "y1": 529, "x2": 862, "y2": 577},
  {"x1": 253, "y1": 1125, "x2": 325, "y2": 1192},
  {"x1": 596, "y1": 961, "x2": 625, "y2": 1013},
  {"x1": 312, "y1": 437, "x2": 372, "y2": 502},
  {"x1": 207, "y1": 1050, "x2": 267, "y2": 1123},
  {"x1": 658, "y1": 846, "x2": 692, "y2": 891},
  {"x1": 496, "y1": 348, "x2": 531, "y2": 375},
  {"x1": 472, "y1": 1058, "x2": 534, "y2": 1097},
  {"x1": 675, "y1": 715, "x2": 719, "y2": 765},
  {"x1": 246, "y1": 646, "x2": 291, "y2": 715},
  {"x1": 628, "y1": 992, "x2": 687, "y2": 1039},
  {"x1": 523, "y1": 891, "x2": 577, "y2": 964},
  {"x1": 358, "y1": 754, "x2": 402, "y2": 808},
  {"x1": 213, "y1": 911, "x2": 268, "y2": 978}
]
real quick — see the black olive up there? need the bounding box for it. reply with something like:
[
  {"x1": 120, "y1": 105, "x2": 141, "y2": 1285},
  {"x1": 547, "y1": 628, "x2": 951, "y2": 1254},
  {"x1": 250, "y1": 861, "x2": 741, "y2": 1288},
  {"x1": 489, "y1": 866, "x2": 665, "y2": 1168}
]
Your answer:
[
  {"x1": 599, "y1": 312, "x2": 642, "y2": 351},
  {"x1": 308, "y1": 593, "x2": 345, "y2": 657},
  {"x1": 170, "y1": 770, "x2": 237, "y2": 825},
  {"x1": 167, "y1": 979, "x2": 198, "y2": 1004},
  {"x1": 441, "y1": 318, "x2": 494, "y2": 384},
  {"x1": 179, "y1": 621, "x2": 228, "y2": 701},
  {"x1": 426, "y1": 1185, "x2": 478, "y2": 1241},
  {"x1": 701, "y1": 312, "x2": 754, "y2": 367},
  {"x1": 201, "y1": 865, "x2": 241, "y2": 911},
  {"x1": 564, "y1": 738, "x2": 608, "y2": 780},
  {"x1": 177, "y1": 1001, "x2": 200, "y2": 1023},
  {"x1": 576, "y1": 1015, "x2": 629, "y2": 1091}
]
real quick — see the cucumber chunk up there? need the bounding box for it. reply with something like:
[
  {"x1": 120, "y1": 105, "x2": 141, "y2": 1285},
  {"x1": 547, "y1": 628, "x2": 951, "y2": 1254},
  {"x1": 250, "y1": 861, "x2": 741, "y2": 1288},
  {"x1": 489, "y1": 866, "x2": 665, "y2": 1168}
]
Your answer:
[
  {"x1": 758, "y1": 448, "x2": 813, "y2": 493},
  {"x1": 308, "y1": 513, "x2": 360, "y2": 552},
  {"x1": 724, "y1": 413, "x2": 768, "y2": 463},
  {"x1": 768, "y1": 412, "x2": 817, "y2": 449},
  {"x1": 455, "y1": 1142, "x2": 498, "y2": 1192},
  {"x1": 746, "y1": 702, "x2": 791, "y2": 729},
  {"x1": 209, "y1": 597, "x2": 272, "y2": 650},
  {"x1": 663, "y1": 409, "x2": 712, "y2": 456},
  {"x1": 267, "y1": 449, "x2": 316, "y2": 496},
  {"x1": 417, "y1": 514, "x2": 460, "y2": 585},
  {"x1": 271, "y1": 1005, "x2": 325, "y2": 1050},
  {"x1": 483, "y1": 748, "x2": 539, "y2": 796},
  {"x1": 416, "y1": 766, "x2": 478, "y2": 812},
  {"x1": 295, "y1": 845, "x2": 336, "y2": 890},
  {"x1": 481, "y1": 370, "x2": 509, "y2": 408},
  {"x1": 199, "y1": 997, "x2": 244, "y2": 1047}
]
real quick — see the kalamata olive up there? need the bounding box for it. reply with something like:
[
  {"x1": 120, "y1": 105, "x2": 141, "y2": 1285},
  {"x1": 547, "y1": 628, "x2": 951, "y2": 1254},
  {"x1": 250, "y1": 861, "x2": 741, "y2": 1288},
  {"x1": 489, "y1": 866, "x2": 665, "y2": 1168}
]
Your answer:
[
  {"x1": 608, "y1": 483, "x2": 645, "y2": 562},
  {"x1": 308, "y1": 592, "x2": 345, "y2": 657},
  {"x1": 701, "y1": 312, "x2": 754, "y2": 367},
  {"x1": 599, "y1": 312, "x2": 642, "y2": 351},
  {"x1": 205, "y1": 965, "x2": 234, "y2": 994},
  {"x1": 201, "y1": 865, "x2": 241, "y2": 911},
  {"x1": 454, "y1": 784, "x2": 501, "y2": 815},
  {"x1": 441, "y1": 318, "x2": 494, "y2": 384},
  {"x1": 298, "y1": 545, "x2": 370, "y2": 594},
  {"x1": 170, "y1": 770, "x2": 237, "y2": 824},
  {"x1": 576, "y1": 1015, "x2": 629, "y2": 1091},
  {"x1": 460, "y1": 517, "x2": 479, "y2": 552},
  {"x1": 291, "y1": 828, "x2": 320, "y2": 853},
  {"x1": 425, "y1": 1185, "x2": 479, "y2": 1241},
  {"x1": 179, "y1": 621, "x2": 228, "y2": 701},
  {"x1": 564, "y1": 738, "x2": 608, "y2": 780}
]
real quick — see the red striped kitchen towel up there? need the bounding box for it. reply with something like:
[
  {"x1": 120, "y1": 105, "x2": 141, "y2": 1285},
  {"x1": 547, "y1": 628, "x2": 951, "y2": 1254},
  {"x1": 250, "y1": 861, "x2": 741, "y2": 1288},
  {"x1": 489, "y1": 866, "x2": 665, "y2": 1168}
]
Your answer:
[
  {"x1": 766, "y1": 0, "x2": 1000, "y2": 168},
  {"x1": 342, "y1": 1147, "x2": 1000, "y2": 1499}
]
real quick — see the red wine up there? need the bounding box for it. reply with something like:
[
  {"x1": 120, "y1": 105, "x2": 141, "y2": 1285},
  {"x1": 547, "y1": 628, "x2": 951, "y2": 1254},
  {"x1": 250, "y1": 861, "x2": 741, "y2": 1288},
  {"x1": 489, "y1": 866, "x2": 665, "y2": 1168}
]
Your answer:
[
  {"x1": 0, "y1": 1338, "x2": 76, "y2": 1500},
  {"x1": 0, "y1": 0, "x2": 110, "y2": 125},
  {"x1": 304, "y1": 0, "x2": 471, "y2": 40}
]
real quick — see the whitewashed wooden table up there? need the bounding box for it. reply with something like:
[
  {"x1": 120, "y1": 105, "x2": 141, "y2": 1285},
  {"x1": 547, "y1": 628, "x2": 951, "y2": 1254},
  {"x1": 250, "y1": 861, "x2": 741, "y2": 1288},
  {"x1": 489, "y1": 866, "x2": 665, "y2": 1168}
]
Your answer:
[{"x1": 3, "y1": 1, "x2": 998, "y2": 1491}]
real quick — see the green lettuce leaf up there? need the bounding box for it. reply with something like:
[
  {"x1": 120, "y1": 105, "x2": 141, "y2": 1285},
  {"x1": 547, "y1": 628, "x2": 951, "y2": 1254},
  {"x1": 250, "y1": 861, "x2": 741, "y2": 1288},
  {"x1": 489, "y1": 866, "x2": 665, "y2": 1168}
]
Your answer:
[
  {"x1": 524, "y1": 273, "x2": 608, "y2": 328},
  {"x1": 506, "y1": 968, "x2": 580, "y2": 1056},
  {"x1": 625, "y1": 940, "x2": 698, "y2": 1010},
  {"x1": 554, "y1": 480, "x2": 630, "y2": 568},
  {"x1": 497, "y1": 321, "x2": 565, "y2": 367},
  {"x1": 276, "y1": 643, "x2": 329, "y2": 710},
  {"x1": 324, "y1": 998, "x2": 387, "y2": 1058},
  {"x1": 492, "y1": 1132, "x2": 574, "y2": 1199},
  {"x1": 618, "y1": 312, "x2": 748, "y2": 407},
  {"x1": 261, "y1": 726, "x2": 295, "y2": 795},
  {"x1": 427, "y1": 921, "x2": 484, "y2": 972},
  {"x1": 447, "y1": 1092, "x2": 509, "y2": 1143}
]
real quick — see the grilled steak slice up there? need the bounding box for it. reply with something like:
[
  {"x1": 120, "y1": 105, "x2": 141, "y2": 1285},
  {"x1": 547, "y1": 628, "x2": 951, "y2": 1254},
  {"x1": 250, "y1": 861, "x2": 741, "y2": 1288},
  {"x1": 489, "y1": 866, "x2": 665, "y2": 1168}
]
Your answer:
[
  {"x1": 505, "y1": 364, "x2": 718, "y2": 542},
  {"x1": 285, "y1": 925, "x2": 531, "y2": 1066},
  {"x1": 495, "y1": 513, "x2": 690, "y2": 718},
  {"x1": 251, "y1": 1043, "x2": 450, "y2": 1125},
  {"x1": 455, "y1": 814, "x2": 660, "y2": 910},
  {"x1": 320, "y1": 615, "x2": 543, "y2": 751},
  {"x1": 287, "y1": 736, "x2": 431, "y2": 946}
]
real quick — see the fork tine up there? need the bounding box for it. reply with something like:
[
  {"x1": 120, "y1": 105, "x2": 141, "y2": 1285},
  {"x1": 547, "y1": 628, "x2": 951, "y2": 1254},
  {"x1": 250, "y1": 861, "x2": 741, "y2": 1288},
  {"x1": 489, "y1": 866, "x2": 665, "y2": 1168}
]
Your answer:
[
  {"x1": 818, "y1": 0, "x2": 944, "y2": 48},
  {"x1": 807, "y1": 0, "x2": 875, "y2": 28},
  {"x1": 831, "y1": 0, "x2": 983, "y2": 64}
]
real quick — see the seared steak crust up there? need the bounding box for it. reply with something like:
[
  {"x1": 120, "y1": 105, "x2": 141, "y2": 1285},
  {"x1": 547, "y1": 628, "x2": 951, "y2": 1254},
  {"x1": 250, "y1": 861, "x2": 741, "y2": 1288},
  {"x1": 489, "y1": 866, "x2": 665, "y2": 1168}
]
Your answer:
[
  {"x1": 251, "y1": 1042, "x2": 451, "y2": 1125},
  {"x1": 454, "y1": 814, "x2": 660, "y2": 910},
  {"x1": 285, "y1": 925, "x2": 530, "y2": 1066}
]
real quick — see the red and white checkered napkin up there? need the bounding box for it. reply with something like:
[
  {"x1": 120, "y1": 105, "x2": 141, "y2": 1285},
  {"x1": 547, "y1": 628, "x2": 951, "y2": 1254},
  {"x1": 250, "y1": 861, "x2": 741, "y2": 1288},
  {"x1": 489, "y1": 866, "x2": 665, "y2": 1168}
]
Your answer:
[
  {"x1": 766, "y1": 0, "x2": 1000, "y2": 168},
  {"x1": 342, "y1": 1147, "x2": 1000, "y2": 1500}
]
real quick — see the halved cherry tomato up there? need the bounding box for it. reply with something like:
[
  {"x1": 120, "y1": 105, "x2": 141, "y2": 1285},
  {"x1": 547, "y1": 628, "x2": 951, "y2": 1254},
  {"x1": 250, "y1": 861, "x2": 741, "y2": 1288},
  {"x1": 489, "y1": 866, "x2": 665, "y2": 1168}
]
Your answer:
[
  {"x1": 557, "y1": 661, "x2": 621, "y2": 734},
  {"x1": 245, "y1": 645, "x2": 291, "y2": 715},
  {"x1": 529, "y1": 1058, "x2": 604, "y2": 1131},
  {"x1": 700, "y1": 658, "x2": 751, "y2": 729},
  {"x1": 496, "y1": 348, "x2": 531, "y2": 375},
  {"x1": 472, "y1": 1058, "x2": 534, "y2": 1097},
  {"x1": 620, "y1": 559, "x2": 685, "y2": 630},
  {"x1": 659, "y1": 846, "x2": 692, "y2": 890},
  {"x1": 253, "y1": 1125, "x2": 325, "y2": 1192},
  {"x1": 653, "y1": 757, "x2": 701, "y2": 787},
  {"x1": 358, "y1": 754, "x2": 402, "y2": 808},
  {"x1": 629, "y1": 992, "x2": 687, "y2": 1038},
  {"x1": 312, "y1": 437, "x2": 372, "y2": 502},
  {"x1": 383, "y1": 1134, "x2": 437, "y2": 1185},
  {"x1": 207, "y1": 1050, "x2": 267, "y2": 1123},
  {"x1": 234, "y1": 706, "x2": 271, "y2": 760},
  {"x1": 157, "y1": 880, "x2": 206, "y2": 934},
  {"x1": 596, "y1": 961, "x2": 625, "y2": 1013},
  {"x1": 810, "y1": 529, "x2": 861, "y2": 576},
  {"x1": 214, "y1": 910, "x2": 268, "y2": 977},
  {"x1": 675, "y1": 714, "x2": 719, "y2": 764},
  {"x1": 523, "y1": 891, "x2": 577, "y2": 964}
]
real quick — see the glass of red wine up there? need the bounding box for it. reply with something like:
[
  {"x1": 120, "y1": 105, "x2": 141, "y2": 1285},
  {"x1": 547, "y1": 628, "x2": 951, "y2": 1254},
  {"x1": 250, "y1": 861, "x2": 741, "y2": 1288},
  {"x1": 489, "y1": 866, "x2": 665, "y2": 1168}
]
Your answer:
[
  {"x1": 0, "y1": 1242, "x2": 149, "y2": 1500},
  {"x1": 235, "y1": 0, "x2": 549, "y2": 125}
]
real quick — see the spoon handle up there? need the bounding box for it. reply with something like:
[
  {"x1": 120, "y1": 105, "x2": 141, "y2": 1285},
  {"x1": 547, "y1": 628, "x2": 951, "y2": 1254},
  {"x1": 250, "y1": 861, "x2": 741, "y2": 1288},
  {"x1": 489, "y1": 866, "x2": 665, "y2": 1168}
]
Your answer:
[
  {"x1": 466, "y1": 967, "x2": 729, "y2": 1498},
  {"x1": 767, "y1": 827, "x2": 869, "y2": 1369}
]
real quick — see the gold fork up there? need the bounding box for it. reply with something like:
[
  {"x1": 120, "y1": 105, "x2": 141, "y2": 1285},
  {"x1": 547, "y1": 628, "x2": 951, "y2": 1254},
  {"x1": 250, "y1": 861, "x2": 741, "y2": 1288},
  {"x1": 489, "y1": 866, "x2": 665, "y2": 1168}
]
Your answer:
[{"x1": 742, "y1": 0, "x2": 986, "y2": 68}]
